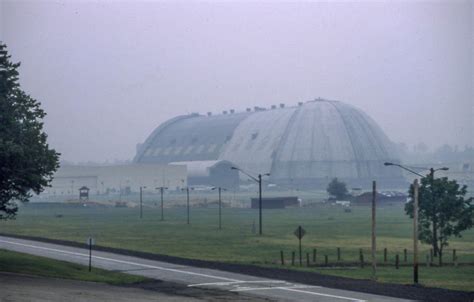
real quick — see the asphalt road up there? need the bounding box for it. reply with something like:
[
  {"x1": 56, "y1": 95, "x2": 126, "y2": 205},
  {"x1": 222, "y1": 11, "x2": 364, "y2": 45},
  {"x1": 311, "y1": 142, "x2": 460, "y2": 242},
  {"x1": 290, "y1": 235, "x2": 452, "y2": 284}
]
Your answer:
[{"x1": 0, "y1": 236, "x2": 409, "y2": 302}]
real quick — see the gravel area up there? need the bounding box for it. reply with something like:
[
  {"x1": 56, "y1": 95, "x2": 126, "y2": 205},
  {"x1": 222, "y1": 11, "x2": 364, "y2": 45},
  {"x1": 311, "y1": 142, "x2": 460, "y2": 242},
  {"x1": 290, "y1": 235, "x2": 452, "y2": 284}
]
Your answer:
[
  {"x1": 0, "y1": 272, "x2": 271, "y2": 302},
  {"x1": 0, "y1": 272, "x2": 199, "y2": 302}
]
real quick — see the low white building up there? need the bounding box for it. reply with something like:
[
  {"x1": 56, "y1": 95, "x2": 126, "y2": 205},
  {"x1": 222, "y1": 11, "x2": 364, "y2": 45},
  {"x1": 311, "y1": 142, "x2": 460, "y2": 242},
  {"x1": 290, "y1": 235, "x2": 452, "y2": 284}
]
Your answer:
[{"x1": 45, "y1": 163, "x2": 187, "y2": 196}]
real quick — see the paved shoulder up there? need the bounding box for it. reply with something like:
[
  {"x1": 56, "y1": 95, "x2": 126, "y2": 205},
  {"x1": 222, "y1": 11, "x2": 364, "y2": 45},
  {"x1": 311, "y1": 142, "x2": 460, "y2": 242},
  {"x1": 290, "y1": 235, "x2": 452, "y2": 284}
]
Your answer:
[{"x1": 0, "y1": 272, "x2": 198, "y2": 302}]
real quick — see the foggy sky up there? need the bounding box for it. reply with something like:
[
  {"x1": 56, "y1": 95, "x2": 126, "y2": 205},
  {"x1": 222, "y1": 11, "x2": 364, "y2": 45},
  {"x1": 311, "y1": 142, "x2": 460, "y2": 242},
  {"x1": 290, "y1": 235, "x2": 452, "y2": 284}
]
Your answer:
[{"x1": 1, "y1": 0, "x2": 472, "y2": 163}]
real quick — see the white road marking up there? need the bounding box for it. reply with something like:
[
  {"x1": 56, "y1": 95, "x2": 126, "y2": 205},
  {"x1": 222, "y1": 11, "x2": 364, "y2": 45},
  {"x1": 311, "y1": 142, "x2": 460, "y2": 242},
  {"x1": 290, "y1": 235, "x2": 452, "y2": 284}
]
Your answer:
[
  {"x1": 0, "y1": 239, "x2": 237, "y2": 282},
  {"x1": 189, "y1": 280, "x2": 290, "y2": 287},
  {"x1": 283, "y1": 287, "x2": 366, "y2": 302},
  {"x1": 231, "y1": 285, "x2": 318, "y2": 292},
  {"x1": 0, "y1": 238, "x2": 365, "y2": 302}
]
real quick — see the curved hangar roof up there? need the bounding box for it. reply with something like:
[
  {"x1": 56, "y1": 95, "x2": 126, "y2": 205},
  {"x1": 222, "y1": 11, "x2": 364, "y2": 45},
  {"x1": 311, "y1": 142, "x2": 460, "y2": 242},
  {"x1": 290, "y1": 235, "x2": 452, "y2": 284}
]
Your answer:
[{"x1": 134, "y1": 99, "x2": 402, "y2": 185}]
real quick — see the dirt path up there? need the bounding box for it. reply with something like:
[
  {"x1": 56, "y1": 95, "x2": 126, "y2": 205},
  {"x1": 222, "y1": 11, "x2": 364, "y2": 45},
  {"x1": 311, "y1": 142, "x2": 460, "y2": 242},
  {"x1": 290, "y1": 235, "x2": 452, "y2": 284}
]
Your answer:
[{"x1": 0, "y1": 272, "x2": 270, "y2": 302}]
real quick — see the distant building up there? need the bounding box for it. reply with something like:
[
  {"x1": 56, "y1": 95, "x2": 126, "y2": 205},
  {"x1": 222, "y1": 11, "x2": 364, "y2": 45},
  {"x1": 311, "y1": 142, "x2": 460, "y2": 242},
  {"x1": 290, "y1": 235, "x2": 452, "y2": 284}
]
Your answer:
[
  {"x1": 45, "y1": 164, "x2": 187, "y2": 196},
  {"x1": 353, "y1": 191, "x2": 408, "y2": 204},
  {"x1": 250, "y1": 196, "x2": 299, "y2": 209},
  {"x1": 134, "y1": 99, "x2": 404, "y2": 189}
]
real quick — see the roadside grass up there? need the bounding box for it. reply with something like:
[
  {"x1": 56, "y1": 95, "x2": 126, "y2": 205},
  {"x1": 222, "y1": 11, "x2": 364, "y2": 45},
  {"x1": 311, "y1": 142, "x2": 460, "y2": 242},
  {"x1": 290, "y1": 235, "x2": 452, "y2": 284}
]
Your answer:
[
  {"x1": 1, "y1": 201, "x2": 473, "y2": 291},
  {"x1": 0, "y1": 249, "x2": 148, "y2": 285},
  {"x1": 277, "y1": 265, "x2": 474, "y2": 292}
]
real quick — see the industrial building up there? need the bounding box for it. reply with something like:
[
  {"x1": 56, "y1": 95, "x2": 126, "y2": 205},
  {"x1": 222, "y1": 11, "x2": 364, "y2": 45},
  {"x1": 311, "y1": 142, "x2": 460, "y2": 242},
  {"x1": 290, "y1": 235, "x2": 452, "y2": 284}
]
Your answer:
[
  {"x1": 45, "y1": 164, "x2": 187, "y2": 196},
  {"x1": 134, "y1": 99, "x2": 404, "y2": 189}
]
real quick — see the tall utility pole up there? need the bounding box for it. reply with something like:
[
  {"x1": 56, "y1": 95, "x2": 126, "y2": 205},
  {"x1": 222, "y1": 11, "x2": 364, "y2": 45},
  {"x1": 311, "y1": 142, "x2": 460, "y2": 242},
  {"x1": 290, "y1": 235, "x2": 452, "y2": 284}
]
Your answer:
[
  {"x1": 139, "y1": 186, "x2": 146, "y2": 219},
  {"x1": 384, "y1": 162, "x2": 422, "y2": 285},
  {"x1": 258, "y1": 174, "x2": 262, "y2": 235},
  {"x1": 384, "y1": 162, "x2": 448, "y2": 285},
  {"x1": 413, "y1": 179, "x2": 419, "y2": 284},
  {"x1": 213, "y1": 187, "x2": 227, "y2": 230},
  {"x1": 156, "y1": 187, "x2": 167, "y2": 221},
  {"x1": 186, "y1": 187, "x2": 190, "y2": 224},
  {"x1": 430, "y1": 168, "x2": 437, "y2": 257},
  {"x1": 371, "y1": 180, "x2": 377, "y2": 281},
  {"x1": 218, "y1": 187, "x2": 222, "y2": 230},
  {"x1": 428, "y1": 167, "x2": 448, "y2": 257},
  {"x1": 212, "y1": 187, "x2": 226, "y2": 230},
  {"x1": 231, "y1": 167, "x2": 269, "y2": 236}
]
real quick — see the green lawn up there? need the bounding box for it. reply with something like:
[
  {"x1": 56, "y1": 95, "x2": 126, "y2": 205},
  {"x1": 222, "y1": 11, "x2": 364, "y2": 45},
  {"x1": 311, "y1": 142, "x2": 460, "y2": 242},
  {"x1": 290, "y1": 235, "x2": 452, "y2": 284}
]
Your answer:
[
  {"x1": 1, "y1": 201, "x2": 473, "y2": 291},
  {"x1": 286, "y1": 265, "x2": 474, "y2": 292},
  {"x1": 0, "y1": 248, "x2": 149, "y2": 285}
]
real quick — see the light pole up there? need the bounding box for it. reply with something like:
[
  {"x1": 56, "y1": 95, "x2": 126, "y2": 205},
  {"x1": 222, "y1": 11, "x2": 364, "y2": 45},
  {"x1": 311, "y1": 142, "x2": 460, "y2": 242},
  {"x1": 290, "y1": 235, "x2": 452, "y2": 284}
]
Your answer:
[
  {"x1": 139, "y1": 186, "x2": 147, "y2": 219},
  {"x1": 156, "y1": 187, "x2": 167, "y2": 221},
  {"x1": 181, "y1": 187, "x2": 192, "y2": 224},
  {"x1": 385, "y1": 163, "x2": 449, "y2": 255},
  {"x1": 385, "y1": 162, "x2": 420, "y2": 283},
  {"x1": 212, "y1": 187, "x2": 226, "y2": 230},
  {"x1": 231, "y1": 167, "x2": 270, "y2": 235},
  {"x1": 384, "y1": 162, "x2": 448, "y2": 284},
  {"x1": 371, "y1": 180, "x2": 376, "y2": 281},
  {"x1": 429, "y1": 167, "x2": 448, "y2": 258},
  {"x1": 383, "y1": 162, "x2": 424, "y2": 178},
  {"x1": 413, "y1": 178, "x2": 419, "y2": 284}
]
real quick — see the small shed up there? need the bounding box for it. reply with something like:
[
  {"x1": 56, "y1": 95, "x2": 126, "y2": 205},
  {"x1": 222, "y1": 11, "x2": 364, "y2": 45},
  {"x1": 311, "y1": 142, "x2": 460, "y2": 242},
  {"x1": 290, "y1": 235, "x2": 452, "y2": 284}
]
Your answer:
[{"x1": 79, "y1": 186, "x2": 90, "y2": 201}]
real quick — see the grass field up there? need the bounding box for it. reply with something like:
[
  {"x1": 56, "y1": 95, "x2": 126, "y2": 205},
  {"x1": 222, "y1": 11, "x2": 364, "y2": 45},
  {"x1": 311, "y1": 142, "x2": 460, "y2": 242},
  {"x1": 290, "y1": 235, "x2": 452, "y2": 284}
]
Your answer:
[
  {"x1": 1, "y1": 200, "x2": 473, "y2": 291},
  {"x1": 0, "y1": 248, "x2": 148, "y2": 285}
]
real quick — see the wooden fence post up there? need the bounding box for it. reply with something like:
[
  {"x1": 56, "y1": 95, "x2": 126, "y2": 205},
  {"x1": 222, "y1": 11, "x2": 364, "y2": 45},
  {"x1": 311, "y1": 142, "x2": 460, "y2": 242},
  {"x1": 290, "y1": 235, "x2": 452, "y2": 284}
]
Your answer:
[
  {"x1": 384, "y1": 248, "x2": 387, "y2": 263},
  {"x1": 359, "y1": 248, "x2": 364, "y2": 268},
  {"x1": 291, "y1": 251, "x2": 295, "y2": 266},
  {"x1": 395, "y1": 254, "x2": 399, "y2": 269},
  {"x1": 337, "y1": 247, "x2": 341, "y2": 261},
  {"x1": 325, "y1": 255, "x2": 328, "y2": 266},
  {"x1": 313, "y1": 248, "x2": 317, "y2": 263},
  {"x1": 404, "y1": 249, "x2": 407, "y2": 263},
  {"x1": 280, "y1": 251, "x2": 285, "y2": 266}
]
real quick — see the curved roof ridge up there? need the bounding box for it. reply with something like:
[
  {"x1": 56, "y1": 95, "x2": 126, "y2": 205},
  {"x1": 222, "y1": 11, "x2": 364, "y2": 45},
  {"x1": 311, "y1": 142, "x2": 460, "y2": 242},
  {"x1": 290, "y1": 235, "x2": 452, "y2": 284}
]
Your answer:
[{"x1": 133, "y1": 114, "x2": 198, "y2": 162}]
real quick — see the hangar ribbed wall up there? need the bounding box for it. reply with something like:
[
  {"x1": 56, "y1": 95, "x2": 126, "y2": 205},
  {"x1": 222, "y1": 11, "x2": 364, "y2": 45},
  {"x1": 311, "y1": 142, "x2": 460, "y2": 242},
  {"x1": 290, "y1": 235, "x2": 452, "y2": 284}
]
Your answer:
[{"x1": 134, "y1": 99, "x2": 403, "y2": 187}]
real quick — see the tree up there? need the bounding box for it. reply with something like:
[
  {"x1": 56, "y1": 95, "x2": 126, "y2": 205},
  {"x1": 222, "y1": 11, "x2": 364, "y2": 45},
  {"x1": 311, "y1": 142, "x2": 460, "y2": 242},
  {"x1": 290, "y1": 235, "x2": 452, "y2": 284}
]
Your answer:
[
  {"x1": 405, "y1": 175, "x2": 473, "y2": 265},
  {"x1": 327, "y1": 177, "x2": 348, "y2": 200},
  {"x1": 0, "y1": 42, "x2": 59, "y2": 219}
]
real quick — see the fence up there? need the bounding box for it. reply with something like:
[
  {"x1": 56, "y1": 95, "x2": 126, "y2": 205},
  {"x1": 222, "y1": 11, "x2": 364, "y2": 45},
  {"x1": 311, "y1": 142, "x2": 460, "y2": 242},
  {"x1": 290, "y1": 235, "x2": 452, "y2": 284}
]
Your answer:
[{"x1": 278, "y1": 247, "x2": 467, "y2": 268}]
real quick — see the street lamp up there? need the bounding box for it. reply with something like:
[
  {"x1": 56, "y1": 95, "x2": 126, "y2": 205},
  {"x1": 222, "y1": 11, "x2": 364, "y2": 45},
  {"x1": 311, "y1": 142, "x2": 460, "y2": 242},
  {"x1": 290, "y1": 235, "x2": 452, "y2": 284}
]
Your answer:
[
  {"x1": 383, "y1": 162, "x2": 424, "y2": 177},
  {"x1": 139, "y1": 186, "x2": 147, "y2": 219},
  {"x1": 156, "y1": 187, "x2": 168, "y2": 221},
  {"x1": 384, "y1": 162, "x2": 449, "y2": 284},
  {"x1": 231, "y1": 167, "x2": 270, "y2": 235},
  {"x1": 212, "y1": 187, "x2": 227, "y2": 230},
  {"x1": 384, "y1": 162, "x2": 448, "y2": 178},
  {"x1": 385, "y1": 162, "x2": 421, "y2": 283}
]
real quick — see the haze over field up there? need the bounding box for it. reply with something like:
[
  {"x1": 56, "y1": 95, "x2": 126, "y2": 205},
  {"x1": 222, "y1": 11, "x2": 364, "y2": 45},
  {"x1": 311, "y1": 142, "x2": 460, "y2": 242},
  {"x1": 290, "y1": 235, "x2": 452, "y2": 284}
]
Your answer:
[{"x1": 1, "y1": 0, "x2": 472, "y2": 163}]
